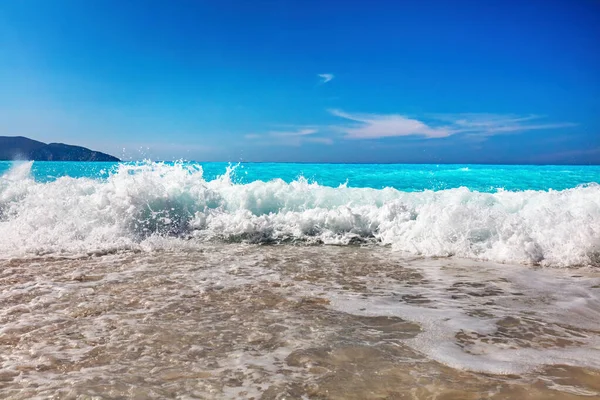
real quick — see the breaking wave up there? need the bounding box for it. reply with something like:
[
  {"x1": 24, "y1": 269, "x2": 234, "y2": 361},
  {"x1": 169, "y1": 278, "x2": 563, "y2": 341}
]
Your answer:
[{"x1": 1, "y1": 161, "x2": 599, "y2": 266}]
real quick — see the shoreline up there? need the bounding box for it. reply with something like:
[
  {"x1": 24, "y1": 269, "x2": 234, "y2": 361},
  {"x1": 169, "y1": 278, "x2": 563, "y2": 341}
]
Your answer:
[{"x1": 2, "y1": 245, "x2": 599, "y2": 398}]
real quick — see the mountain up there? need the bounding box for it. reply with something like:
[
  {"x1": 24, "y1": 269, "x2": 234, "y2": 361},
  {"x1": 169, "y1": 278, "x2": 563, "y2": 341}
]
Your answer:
[
  {"x1": 0, "y1": 136, "x2": 46, "y2": 159},
  {"x1": 0, "y1": 136, "x2": 120, "y2": 161},
  {"x1": 29, "y1": 143, "x2": 121, "y2": 162}
]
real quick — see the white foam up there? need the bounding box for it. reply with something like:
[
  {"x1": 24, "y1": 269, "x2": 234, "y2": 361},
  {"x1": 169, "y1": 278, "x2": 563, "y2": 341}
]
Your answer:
[
  {"x1": 326, "y1": 257, "x2": 600, "y2": 375},
  {"x1": 1, "y1": 161, "x2": 599, "y2": 266}
]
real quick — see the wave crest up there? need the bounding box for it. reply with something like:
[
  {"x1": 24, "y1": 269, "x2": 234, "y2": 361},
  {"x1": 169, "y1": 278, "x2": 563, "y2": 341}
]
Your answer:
[{"x1": 1, "y1": 162, "x2": 599, "y2": 266}]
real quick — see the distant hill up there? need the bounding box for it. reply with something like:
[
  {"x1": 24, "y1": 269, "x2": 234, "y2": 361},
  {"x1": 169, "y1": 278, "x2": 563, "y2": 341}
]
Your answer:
[
  {"x1": 0, "y1": 136, "x2": 46, "y2": 159},
  {"x1": 0, "y1": 136, "x2": 120, "y2": 161}
]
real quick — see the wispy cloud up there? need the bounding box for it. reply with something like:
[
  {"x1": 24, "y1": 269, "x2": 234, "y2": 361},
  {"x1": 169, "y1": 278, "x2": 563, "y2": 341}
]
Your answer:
[
  {"x1": 269, "y1": 128, "x2": 318, "y2": 137},
  {"x1": 243, "y1": 110, "x2": 574, "y2": 148},
  {"x1": 330, "y1": 109, "x2": 576, "y2": 140},
  {"x1": 245, "y1": 128, "x2": 333, "y2": 146},
  {"x1": 329, "y1": 109, "x2": 452, "y2": 139},
  {"x1": 318, "y1": 73, "x2": 334, "y2": 84},
  {"x1": 433, "y1": 113, "x2": 577, "y2": 138}
]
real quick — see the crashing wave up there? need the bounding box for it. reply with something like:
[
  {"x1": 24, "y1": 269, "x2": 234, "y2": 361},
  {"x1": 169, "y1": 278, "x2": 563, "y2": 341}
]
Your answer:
[{"x1": 1, "y1": 161, "x2": 599, "y2": 266}]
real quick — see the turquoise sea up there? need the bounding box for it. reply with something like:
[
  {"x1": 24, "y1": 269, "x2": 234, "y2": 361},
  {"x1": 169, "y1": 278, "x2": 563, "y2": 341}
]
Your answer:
[{"x1": 1, "y1": 161, "x2": 599, "y2": 191}]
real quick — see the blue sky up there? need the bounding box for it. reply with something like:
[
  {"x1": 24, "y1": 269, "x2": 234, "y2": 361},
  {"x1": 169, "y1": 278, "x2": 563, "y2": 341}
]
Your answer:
[{"x1": 1, "y1": 0, "x2": 599, "y2": 163}]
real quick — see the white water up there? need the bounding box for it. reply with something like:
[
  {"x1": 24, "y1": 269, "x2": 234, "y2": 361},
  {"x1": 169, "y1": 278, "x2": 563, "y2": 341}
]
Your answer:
[{"x1": 1, "y1": 161, "x2": 599, "y2": 266}]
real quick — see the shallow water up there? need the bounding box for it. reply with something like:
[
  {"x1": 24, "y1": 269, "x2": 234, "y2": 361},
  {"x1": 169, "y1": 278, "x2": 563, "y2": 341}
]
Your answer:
[{"x1": 2, "y1": 245, "x2": 599, "y2": 399}]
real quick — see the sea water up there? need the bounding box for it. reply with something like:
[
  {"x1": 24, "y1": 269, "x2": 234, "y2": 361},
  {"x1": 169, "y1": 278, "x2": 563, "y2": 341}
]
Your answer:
[
  {"x1": 1, "y1": 161, "x2": 599, "y2": 266},
  {"x1": 1, "y1": 161, "x2": 600, "y2": 399}
]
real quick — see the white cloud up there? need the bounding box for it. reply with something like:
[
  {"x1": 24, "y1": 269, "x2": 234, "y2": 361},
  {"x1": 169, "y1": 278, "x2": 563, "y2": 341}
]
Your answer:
[
  {"x1": 270, "y1": 128, "x2": 318, "y2": 137},
  {"x1": 434, "y1": 113, "x2": 577, "y2": 138},
  {"x1": 318, "y1": 73, "x2": 334, "y2": 84},
  {"x1": 245, "y1": 127, "x2": 332, "y2": 146},
  {"x1": 330, "y1": 109, "x2": 576, "y2": 140},
  {"x1": 329, "y1": 109, "x2": 452, "y2": 139},
  {"x1": 244, "y1": 111, "x2": 574, "y2": 147}
]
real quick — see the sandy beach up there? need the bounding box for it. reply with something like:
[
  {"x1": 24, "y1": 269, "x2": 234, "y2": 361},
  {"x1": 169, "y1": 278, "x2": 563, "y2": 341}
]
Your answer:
[{"x1": 2, "y1": 245, "x2": 599, "y2": 399}]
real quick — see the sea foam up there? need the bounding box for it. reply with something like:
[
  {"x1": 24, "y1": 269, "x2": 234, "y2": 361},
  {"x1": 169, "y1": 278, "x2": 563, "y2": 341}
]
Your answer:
[{"x1": 1, "y1": 161, "x2": 598, "y2": 266}]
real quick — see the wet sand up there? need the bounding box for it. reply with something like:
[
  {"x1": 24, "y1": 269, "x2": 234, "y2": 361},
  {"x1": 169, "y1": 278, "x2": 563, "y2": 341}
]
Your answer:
[{"x1": 1, "y1": 245, "x2": 599, "y2": 399}]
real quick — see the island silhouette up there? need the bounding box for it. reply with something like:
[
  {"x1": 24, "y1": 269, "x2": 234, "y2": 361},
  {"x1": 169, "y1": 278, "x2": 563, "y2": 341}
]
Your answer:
[{"x1": 0, "y1": 136, "x2": 119, "y2": 161}]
